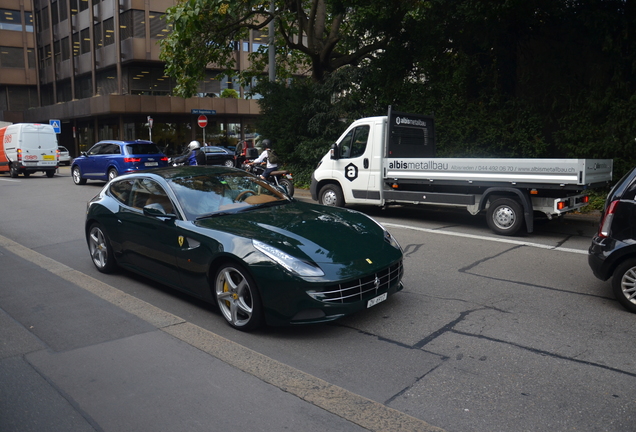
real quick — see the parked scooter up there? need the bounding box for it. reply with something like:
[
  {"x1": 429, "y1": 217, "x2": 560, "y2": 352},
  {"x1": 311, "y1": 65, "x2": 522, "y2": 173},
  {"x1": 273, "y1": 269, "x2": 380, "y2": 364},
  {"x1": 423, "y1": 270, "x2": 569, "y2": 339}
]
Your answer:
[{"x1": 243, "y1": 161, "x2": 295, "y2": 197}]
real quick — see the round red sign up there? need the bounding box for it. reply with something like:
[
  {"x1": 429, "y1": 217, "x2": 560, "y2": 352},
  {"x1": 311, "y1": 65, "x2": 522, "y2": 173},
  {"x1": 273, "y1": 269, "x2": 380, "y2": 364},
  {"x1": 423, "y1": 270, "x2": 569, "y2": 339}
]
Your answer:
[{"x1": 197, "y1": 115, "x2": 208, "y2": 128}]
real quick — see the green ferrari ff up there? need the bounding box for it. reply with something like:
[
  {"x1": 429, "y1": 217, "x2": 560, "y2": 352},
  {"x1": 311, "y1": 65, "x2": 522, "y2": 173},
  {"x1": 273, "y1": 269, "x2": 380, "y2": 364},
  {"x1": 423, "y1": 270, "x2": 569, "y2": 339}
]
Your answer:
[{"x1": 85, "y1": 166, "x2": 404, "y2": 330}]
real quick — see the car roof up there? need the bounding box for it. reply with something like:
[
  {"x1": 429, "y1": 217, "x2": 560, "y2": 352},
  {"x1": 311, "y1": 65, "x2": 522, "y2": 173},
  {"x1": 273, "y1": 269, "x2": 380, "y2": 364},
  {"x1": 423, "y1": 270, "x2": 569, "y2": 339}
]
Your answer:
[
  {"x1": 95, "y1": 140, "x2": 155, "y2": 145},
  {"x1": 202, "y1": 146, "x2": 230, "y2": 152},
  {"x1": 134, "y1": 166, "x2": 242, "y2": 181}
]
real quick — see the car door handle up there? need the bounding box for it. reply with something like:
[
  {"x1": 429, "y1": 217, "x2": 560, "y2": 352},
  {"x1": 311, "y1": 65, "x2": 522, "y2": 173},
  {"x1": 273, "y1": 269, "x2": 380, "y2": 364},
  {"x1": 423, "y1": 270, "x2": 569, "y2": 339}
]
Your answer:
[{"x1": 364, "y1": 158, "x2": 369, "y2": 169}]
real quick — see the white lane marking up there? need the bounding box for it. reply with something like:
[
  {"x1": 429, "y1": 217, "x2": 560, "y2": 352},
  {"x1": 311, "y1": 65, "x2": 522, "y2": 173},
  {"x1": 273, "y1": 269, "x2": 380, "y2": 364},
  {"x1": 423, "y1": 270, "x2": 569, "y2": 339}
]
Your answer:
[{"x1": 382, "y1": 222, "x2": 588, "y2": 255}]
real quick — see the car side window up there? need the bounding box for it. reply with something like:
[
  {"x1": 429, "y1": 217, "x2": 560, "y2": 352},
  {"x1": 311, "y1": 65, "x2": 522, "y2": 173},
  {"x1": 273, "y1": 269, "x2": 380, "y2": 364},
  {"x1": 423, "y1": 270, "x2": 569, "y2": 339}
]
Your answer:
[
  {"x1": 107, "y1": 144, "x2": 121, "y2": 155},
  {"x1": 130, "y1": 178, "x2": 175, "y2": 214},
  {"x1": 87, "y1": 145, "x2": 102, "y2": 156},
  {"x1": 339, "y1": 126, "x2": 370, "y2": 159},
  {"x1": 109, "y1": 179, "x2": 134, "y2": 205}
]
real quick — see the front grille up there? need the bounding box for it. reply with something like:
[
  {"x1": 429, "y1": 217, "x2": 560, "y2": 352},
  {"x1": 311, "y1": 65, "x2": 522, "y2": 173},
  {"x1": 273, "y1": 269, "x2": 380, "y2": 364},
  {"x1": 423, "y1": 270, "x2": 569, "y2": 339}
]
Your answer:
[{"x1": 310, "y1": 260, "x2": 403, "y2": 303}]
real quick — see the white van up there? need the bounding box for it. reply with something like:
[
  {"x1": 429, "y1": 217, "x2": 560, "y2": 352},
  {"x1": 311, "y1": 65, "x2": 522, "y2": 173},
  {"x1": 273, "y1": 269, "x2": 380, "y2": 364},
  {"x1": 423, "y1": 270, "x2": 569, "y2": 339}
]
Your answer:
[{"x1": 0, "y1": 123, "x2": 59, "y2": 178}]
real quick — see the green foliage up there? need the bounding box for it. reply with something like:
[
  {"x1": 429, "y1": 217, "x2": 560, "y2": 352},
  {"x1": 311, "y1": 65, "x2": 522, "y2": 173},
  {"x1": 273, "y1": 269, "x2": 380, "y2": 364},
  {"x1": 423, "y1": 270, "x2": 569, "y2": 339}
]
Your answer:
[
  {"x1": 220, "y1": 88, "x2": 239, "y2": 98},
  {"x1": 161, "y1": 0, "x2": 636, "y2": 185}
]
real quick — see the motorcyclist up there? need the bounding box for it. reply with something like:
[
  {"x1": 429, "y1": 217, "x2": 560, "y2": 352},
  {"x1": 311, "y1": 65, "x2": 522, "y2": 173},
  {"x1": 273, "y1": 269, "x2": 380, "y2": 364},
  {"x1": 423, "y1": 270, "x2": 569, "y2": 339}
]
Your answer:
[
  {"x1": 248, "y1": 139, "x2": 278, "y2": 180},
  {"x1": 186, "y1": 140, "x2": 206, "y2": 166}
]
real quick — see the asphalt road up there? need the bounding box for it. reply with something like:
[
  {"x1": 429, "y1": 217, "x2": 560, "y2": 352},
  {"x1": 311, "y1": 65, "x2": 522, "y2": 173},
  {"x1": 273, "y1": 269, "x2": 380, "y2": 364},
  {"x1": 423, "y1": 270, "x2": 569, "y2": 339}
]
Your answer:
[{"x1": 1, "y1": 166, "x2": 634, "y2": 432}]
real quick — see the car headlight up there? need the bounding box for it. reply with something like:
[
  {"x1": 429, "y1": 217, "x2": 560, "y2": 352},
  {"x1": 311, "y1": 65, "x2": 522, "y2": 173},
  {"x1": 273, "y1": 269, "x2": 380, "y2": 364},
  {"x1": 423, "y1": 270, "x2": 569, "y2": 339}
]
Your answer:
[
  {"x1": 365, "y1": 215, "x2": 402, "y2": 251},
  {"x1": 253, "y1": 240, "x2": 324, "y2": 277},
  {"x1": 384, "y1": 230, "x2": 402, "y2": 251}
]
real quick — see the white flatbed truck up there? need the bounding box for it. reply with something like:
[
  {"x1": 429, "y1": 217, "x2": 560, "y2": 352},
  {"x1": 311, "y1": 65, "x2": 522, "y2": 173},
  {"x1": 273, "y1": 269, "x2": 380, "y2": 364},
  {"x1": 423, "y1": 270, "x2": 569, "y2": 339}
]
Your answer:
[{"x1": 310, "y1": 108, "x2": 613, "y2": 235}]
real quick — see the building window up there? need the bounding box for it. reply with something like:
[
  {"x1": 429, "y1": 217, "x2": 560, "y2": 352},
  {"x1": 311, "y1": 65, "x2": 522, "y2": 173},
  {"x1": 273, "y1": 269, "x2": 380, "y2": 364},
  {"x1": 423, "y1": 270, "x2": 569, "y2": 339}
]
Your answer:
[
  {"x1": 252, "y1": 29, "x2": 269, "y2": 51},
  {"x1": 27, "y1": 48, "x2": 35, "y2": 68},
  {"x1": 80, "y1": 28, "x2": 90, "y2": 54},
  {"x1": 38, "y1": 45, "x2": 52, "y2": 69},
  {"x1": 61, "y1": 37, "x2": 70, "y2": 61},
  {"x1": 149, "y1": 12, "x2": 171, "y2": 39},
  {"x1": 120, "y1": 10, "x2": 145, "y2": 40},
  {"x1": 0, "y1": 9, "x2": 22, "y2": 31},
  {"x1": 0, "y1": 47, "x2": 25, "y2": 68},
  {"x1": 103, "y1": 18, "x2": 114, "y2": 46},
  {"x1": 94, "y1": 22, "x2": 103, "y2": 49},
  {"x1": 75, "y1": 76, "x2": 92, "y2": 99},
  {"x1": 52, "y1": 1, "x2": 59, "y2": 26},
  {"x1": 59, "y1": 1, "x2": 68, "y2": 22},
  {"x1": 79, "y1": 0, "x2": 89, "y2": 12},
  {"x1": 7, "y1": 86, "x2": 38, "y2": 111},
  {"x1": 41, "y1": 6, "x2": 50, "y2": 30},
  {"x1": 54, "y1": 40, "x2": 61, "y2": 65},
  {"x1": 70, "y1": 0, "x2": 78, "y2": 16},
  {"x1": 72, "y1": 32, "x2": 80, "y2": 56},
  {"x1": 25, "y1": 12, "x2": 33, "y2": 32}
]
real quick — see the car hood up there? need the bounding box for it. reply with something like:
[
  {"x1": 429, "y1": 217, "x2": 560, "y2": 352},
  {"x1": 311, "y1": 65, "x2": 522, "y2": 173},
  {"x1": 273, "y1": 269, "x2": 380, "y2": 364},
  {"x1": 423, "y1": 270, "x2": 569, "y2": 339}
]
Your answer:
[{"x1": 195, "y1": 201, "x2": 400, "y2": 267}]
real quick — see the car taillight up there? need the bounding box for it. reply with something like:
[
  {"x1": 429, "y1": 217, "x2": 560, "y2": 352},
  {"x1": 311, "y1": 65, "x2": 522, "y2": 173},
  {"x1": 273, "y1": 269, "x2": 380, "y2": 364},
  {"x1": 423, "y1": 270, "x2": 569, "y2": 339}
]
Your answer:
[
  {"x1": 161, "y1": 156, "x2": 168, "y2": 162},
  {"x1": 17, "y1": 148, "x2": 22, "y2": 161},
  {"x1": 598, "y1": 200, "x2": 619, "y2": 238},
  {"x1": 124, "y1": 157, "x2": 141, "y2": 162},
  {"x1": 56, "y1": 149, "x2": 60, "y2": 160}
]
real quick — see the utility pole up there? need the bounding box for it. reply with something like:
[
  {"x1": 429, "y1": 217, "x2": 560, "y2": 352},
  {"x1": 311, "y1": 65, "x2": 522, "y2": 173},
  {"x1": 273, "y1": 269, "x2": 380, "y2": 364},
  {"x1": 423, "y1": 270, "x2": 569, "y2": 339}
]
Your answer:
[{"x1": 269, "y1": 1, "x2": 275, "y2": 82}]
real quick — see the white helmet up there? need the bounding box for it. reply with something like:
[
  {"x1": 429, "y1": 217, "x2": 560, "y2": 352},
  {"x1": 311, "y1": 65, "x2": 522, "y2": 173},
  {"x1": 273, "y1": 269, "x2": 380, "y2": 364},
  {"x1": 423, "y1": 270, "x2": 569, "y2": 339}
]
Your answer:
[{"x1": 188, "y1": 140, "x2": 201, "y2": 150}]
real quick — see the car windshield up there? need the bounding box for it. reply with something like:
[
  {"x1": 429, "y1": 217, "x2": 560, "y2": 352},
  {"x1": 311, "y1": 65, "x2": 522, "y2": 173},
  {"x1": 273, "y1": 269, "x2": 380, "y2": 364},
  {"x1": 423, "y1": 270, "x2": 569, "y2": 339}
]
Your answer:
[
  {"x1": 167, "y1": 171, "x2": 290, "y2": 220},
  {"x1": 126, "y1": 143, "x2": 162, "y2": 155}
]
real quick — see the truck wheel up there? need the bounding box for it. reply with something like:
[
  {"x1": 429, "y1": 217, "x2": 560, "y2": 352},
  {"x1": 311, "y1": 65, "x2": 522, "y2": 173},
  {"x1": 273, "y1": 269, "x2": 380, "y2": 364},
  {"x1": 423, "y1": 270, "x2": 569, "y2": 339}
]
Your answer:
[
  {"x1": 46, "y1": 170, "x2": 55, "y2": 178},
  {"x1": 9, "y1": 164, "x2": 18, "y2": 178},
  {"x1": 612, "y1": 259, "x2": 636, "y2": 313},
  {"x1": 72, "y1": 166, "x2": 86, "y2": 185},
  {"x1": 319, "y1": 184, "x2": 344, "y2": 207},
  {"x1": 487, "y1": 197, "x2": 524, "y2": 236}
]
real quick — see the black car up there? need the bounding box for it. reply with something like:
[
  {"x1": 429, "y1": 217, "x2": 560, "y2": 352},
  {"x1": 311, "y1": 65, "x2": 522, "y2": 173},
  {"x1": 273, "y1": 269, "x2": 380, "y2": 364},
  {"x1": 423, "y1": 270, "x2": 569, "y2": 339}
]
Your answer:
[
  {"x1": 589, "y1": 166, "x2": 636, "y2": 313},
  {"x1": 201, "y1": 146, "x2": 235, "y2": 167}
]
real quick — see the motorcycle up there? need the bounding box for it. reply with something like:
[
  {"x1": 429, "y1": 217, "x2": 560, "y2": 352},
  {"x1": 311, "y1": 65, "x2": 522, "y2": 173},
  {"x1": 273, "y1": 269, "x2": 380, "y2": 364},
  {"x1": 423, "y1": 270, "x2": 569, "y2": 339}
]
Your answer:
[{"x1": 243, "y1": 161, "x2": 295, "y2": 197}]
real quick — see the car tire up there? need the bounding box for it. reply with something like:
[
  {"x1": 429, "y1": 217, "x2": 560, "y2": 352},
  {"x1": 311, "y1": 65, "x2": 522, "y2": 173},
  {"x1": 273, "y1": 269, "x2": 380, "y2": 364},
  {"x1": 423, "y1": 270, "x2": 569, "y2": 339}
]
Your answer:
[
  {"x1": 88, "y1": 223, "x2": 117, "y2": 273},
  {"x1": 487, "y1": 197, "x2": 524, "y2": 236},
  {"x1": 612, "y1": 259, "x2": 636, "y2": 313},
  {"x1": 72, "y1": 166, "x2": 86, "y2": 185},
  {"x1": 9, "y1": 164, "x2": 19, "y2": 178},
  {"x1": 319, "y1": 184, "x2": 344, "y2": 207},
  {"x1": 108, "y1": 168, "x2": 118, "y2": 181},
  {"x1": 224, "y1": 159, "x2": 234, "y2": 167},
  {"x1": 46, "y1": 170, "x2": 55, "y2": 178},
  {"x1": 214, "y1": 262, "x2": 263, "y2": 331}
]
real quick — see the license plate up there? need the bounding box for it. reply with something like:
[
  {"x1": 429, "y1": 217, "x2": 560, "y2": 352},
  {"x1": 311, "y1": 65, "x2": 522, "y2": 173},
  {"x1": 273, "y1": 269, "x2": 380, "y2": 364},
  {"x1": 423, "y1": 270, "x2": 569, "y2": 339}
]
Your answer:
[
  {"x1": 367, "y1": 292, "x2": 387, "y2": 308},
  {"x1": 43, "y1": 155, "x2": 55, "y2": 160},
  {"x1": 145, "y1": 162, "x2": 158, "y2": 167}
]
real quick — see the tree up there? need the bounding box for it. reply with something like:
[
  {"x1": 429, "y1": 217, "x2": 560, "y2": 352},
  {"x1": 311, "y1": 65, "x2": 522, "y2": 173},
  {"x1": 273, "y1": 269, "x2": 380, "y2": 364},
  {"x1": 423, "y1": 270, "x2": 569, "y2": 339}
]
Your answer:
[{"x1": 160, "y1": 0, "x2": 413, "y2": 97}]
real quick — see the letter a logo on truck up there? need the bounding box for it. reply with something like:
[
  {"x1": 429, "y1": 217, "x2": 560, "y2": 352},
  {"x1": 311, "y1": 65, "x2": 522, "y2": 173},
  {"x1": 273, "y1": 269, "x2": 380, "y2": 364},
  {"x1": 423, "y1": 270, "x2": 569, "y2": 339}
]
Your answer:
[{"x1": 345, "y1": 163, "x2": 358, "y2": 182}]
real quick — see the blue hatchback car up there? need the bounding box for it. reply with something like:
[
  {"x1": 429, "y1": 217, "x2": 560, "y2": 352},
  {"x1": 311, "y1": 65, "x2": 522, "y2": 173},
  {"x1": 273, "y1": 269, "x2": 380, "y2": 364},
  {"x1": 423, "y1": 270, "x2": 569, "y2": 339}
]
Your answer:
[{"x1": 72, "y1": 140, "x2": 168, "y2": 185}]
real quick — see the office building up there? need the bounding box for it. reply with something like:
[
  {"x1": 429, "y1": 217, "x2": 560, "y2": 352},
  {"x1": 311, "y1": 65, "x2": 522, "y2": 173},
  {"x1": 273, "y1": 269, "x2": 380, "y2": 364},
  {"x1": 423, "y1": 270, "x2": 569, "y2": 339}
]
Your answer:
[{"x1": 0, "y1": 0, "x2": 267, "y2": 155}]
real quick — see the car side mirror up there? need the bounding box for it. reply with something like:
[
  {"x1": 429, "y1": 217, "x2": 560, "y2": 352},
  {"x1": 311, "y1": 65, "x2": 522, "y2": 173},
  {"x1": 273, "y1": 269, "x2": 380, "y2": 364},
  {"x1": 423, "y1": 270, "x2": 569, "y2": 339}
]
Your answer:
[
  {"x1": 143, "y1": 203, "x2": 177, "y2": 220},
  {"x1": 330, "y1": 143, "x2": 339, "y2": 160}
]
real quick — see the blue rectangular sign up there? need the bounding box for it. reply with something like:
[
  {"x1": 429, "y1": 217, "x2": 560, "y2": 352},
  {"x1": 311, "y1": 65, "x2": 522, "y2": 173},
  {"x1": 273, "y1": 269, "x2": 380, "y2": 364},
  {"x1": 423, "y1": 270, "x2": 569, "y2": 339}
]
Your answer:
[
  {"x1": 191, "y1": 109, "x2": 216, "y2": 115},
  {"x1": 49, "y1": 119, "x2": 61, "y2": 134}
]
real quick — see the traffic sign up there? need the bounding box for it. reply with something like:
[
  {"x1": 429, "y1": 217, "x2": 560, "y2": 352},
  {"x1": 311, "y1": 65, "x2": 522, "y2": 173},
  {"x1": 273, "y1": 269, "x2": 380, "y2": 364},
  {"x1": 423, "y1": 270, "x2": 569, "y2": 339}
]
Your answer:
[
  {"x1": 49, "y1": 119, "x2": 61, "y2": 134},
  {"x1": 198, "y1": 115, "x2": 208, "y2": 128},
  {"x1": 147, "y1": 116, "x2": 153, "y2": 128}
]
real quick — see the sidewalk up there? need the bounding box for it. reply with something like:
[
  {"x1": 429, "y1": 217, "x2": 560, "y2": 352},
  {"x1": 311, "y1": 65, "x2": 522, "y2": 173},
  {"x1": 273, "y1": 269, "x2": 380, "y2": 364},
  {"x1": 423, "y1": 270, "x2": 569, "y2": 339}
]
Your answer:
[{"x1": 0, "y1": 234, "x2": 443, "y2": 432}]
